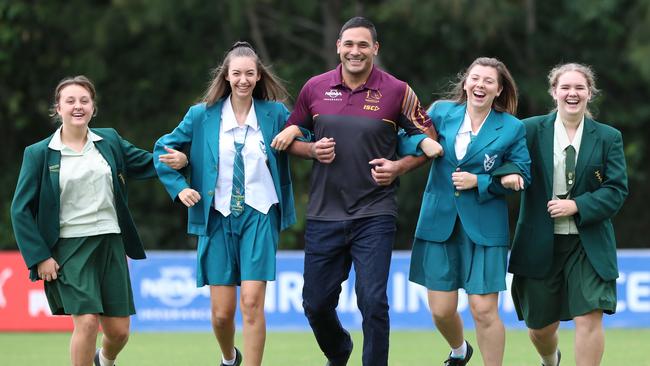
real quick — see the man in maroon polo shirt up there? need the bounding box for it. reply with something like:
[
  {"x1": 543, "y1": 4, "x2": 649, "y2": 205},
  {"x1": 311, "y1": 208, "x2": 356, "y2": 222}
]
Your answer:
[{"x1": 278, "y1": 17, "x2": 441, "y2": 366}]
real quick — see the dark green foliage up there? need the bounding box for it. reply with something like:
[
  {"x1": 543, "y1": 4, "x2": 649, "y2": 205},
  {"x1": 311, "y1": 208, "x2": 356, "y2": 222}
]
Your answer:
[{"x1": 2, "y1": 0, "x2": 648, "y2": 250}]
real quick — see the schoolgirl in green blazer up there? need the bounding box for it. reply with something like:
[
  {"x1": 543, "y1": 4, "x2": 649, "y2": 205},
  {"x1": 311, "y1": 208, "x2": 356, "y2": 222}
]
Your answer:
[
  {"x1": 509, "y1": 63, "x2": 628, "y2": 366},
  {"x1": 11, "y1": 76, "x2": 186, "y2": 366}
]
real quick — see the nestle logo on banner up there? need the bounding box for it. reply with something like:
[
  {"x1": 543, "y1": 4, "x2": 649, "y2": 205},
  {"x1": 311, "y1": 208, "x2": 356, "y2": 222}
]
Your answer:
[
  {"x1": 140, "y1": 267, "x2": 208, "y2": 307},
  {"x1": 324, "y1": 89, "x2": 342, "y2": 101}
]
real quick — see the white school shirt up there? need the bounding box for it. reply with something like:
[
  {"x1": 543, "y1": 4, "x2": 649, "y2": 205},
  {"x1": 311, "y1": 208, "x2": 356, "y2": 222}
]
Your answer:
[
  {"x1": 552, "y1": 114, "x2": 584, "y2": 234},
  {"x1": 213, "y1": 97, "x2": 279, "y2": 216},
  {"x1": 48, "y1": 127, "x2": 121, "y2": 238},
  {"x1": 455, "y1": 109, "x2": 490, "y2": 161}
]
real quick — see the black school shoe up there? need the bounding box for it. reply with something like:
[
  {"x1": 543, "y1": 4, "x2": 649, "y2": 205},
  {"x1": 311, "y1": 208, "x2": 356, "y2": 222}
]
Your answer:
[
  {"x1": 220, "y1": 347, "x2": 242, "y2": 366},
  {"x1": 443, "y1": 341, "x2": 473, "y2": 366}
]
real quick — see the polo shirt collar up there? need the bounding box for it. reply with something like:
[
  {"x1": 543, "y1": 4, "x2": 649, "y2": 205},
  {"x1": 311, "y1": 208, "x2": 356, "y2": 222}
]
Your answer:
[
  {"x1": 48, "y1": 126, "x2": 102, "y2": 151},
  {"x1": 553, "y1": 113, "x2": 584, "y2": 151},
  {"x1": 330, "y1": 64, "x2": 380, "y2": 91}
]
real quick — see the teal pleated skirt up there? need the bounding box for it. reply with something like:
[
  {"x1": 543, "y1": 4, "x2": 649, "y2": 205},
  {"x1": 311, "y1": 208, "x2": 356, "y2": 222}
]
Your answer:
[
  {"x1": 196, "y1": 205, "x2": 279, "y2": 287},
  {"x1": 409, "y1": 218, "x2": 507, "y2": 294}
]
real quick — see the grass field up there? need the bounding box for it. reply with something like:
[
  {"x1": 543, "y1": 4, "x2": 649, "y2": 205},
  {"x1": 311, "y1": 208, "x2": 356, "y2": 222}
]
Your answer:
[{"x1": 1, "y1": 329, "x2": 649, "y2": 365}]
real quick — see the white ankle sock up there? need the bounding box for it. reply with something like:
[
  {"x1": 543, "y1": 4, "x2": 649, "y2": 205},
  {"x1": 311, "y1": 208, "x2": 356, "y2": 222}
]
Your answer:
[
  {"x1": 541, "y1": 350, "x2": 558, "y2": 366},
  {"x1": 451, "y1": 340, "x2": 467, "y2": 359},
  {"x1": 221, "y1": 349, "x2": 237, "y2": 366},
  {"x1": 98, "y1": 348, "x2": 115, "y2": 366}
]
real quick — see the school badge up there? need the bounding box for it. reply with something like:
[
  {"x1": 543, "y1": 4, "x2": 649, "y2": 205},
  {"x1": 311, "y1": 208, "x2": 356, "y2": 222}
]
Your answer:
[
  {"x1": 484, "y1": 154, "x2": 497, "y2": 171},
  {"x1": 595, "y1": 169, "x2": 603, "y2": 183}
]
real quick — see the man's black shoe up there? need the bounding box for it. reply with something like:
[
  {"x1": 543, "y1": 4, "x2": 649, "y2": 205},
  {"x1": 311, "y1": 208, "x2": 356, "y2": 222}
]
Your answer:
[{"x1": 324, "y1": 329, "x2": 353, "y2": 366}]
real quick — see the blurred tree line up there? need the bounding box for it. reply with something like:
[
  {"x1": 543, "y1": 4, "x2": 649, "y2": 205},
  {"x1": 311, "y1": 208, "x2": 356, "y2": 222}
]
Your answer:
[{"x1": 1, "y1": 0, "x2": 648, "y2": 251}]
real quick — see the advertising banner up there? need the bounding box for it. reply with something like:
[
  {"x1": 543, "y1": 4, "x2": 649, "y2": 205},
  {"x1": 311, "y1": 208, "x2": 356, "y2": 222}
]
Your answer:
[
  {"x1": 128, "y1": 250, "x2": 650, "y2": 331},
  {"x1": 1, "y1": 250, "x2": 649, "y2": 331},
  {"x1": 0, "y1": 252, "x2": 73, "y2": 331}
]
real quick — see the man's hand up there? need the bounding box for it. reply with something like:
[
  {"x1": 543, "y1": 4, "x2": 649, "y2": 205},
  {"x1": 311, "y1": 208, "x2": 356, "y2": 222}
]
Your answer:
[
  {"x1": 37, "y1": 257, "x2": 60, "y2": 282},
  {"x1": 452, "y1": 169, "x2": 478, "y2": 190},
  {"x1": 271, "y1": 125, "x2": 302, "y2": 151},
  {"x1": 547, "y1": 199, "x2": 578, "y2": 218},
  {"x1": 159, "y1": 146, "x2": 188, "y2": 170},
  {"x1": 178, "y1": 188, "x2": 201, "y2": 207},
  {"x1": 500, "y1": 173, "x2": 524, "y2": 191},
  {"x1": 369, "y1": 158, "x2": 403, "y2": 186},
  {"x1": 419, "y1": 137, "x2": 444, "y2": 158},
  {"x1": 311, "y1": 137, "x2": 336, "y2": 163}
]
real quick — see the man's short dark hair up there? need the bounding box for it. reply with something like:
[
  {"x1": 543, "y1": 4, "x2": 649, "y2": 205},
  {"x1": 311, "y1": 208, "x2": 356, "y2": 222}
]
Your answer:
[{"x1": 338, "y1": 16, "x2": 378, "y2": 43}]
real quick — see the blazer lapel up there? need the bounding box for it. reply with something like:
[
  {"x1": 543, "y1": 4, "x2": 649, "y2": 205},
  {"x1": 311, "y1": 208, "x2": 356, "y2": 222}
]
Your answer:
[
  {"x1": 254, "y1": 100, "x2": 278, "y2": 174},
  {"x1": 46, "y1": 147, "x2": 61, "y2": 211},
  {"x1": 205, "y1": 100, "x2": 224, "y2": 165},
  {"x1": 93, "y1": 137, "x2": 116, "y2": 167},
  {"x1": 574, "y1": 118, "x2": 598, "y2": 188},
  {"x1": 255, "y1": 100, "x2": 274, "y2": 150},
  {"x1": 443, "y1": 104, "x2": 465, "y2": 165},
  {"x1": 460, "y1": 110, "x2": 502, "y2": 164},
  {"x1": 537, "y1": 114, "x2": 555, "y2": 198},
  {"x1": 93, "y1": 137, "x2": 121, "y2": 192}
]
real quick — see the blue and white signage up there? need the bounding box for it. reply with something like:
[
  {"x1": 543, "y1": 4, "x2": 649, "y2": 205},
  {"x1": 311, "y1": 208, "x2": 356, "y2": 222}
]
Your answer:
[{"x1": 129, "y1": 250, "x2": 650, "y2": 331}]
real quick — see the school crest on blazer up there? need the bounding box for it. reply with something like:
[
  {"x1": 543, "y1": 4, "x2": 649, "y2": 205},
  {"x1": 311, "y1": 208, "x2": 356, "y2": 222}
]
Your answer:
[{"x1": 484, "y1": 153, "x2": 498, "y2": 171}]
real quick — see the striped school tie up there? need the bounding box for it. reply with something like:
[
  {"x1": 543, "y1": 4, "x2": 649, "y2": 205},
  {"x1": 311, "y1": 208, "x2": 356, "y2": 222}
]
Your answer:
[{"x1": 230, "y1": 127, "x2": 249, "y2": 216}]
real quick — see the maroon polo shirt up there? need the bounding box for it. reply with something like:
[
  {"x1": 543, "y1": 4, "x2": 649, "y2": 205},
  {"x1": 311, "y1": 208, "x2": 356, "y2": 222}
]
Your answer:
[{"x1": 287, "y1": 65, "x2": 431, "y2": 220}]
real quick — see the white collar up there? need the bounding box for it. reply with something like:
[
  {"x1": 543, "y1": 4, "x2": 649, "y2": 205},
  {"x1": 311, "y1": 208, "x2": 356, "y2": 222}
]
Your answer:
[
  {"x1": 554, "y1": 113, "x2": 584, "y2": 150},
  {"x1": 459, "y1": 108, "x2": 491, "y2": 135},
  {"x1": 48, "y1": 126, "x2": 102, "y2": 151},
  {"x1": 222, "y1": 95, "x2": 258, "y2": 132}
]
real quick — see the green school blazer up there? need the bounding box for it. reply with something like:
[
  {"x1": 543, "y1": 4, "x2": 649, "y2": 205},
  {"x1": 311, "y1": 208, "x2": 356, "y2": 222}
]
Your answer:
[
  {"x1": 11, "y1": 128, "x2": 156, "y2": 280},
  {"x1": 508, "y1": 113, "x2": 628, "y2": 281}
]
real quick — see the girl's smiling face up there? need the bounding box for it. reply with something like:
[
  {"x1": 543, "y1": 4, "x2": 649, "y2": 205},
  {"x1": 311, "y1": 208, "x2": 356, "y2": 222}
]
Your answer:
[
  {"x1": 464, "y1": 64, "x2": 502, "y2": 112},
  {"x1": 56, "y1": 84, "x2": 94, "y2": 128},
  {"x1": 553, "y1": 70, "x2": 591, "y2": 120}
]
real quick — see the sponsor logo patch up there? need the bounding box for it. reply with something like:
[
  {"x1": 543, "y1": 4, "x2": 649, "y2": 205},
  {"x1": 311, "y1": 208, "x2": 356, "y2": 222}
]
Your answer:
[
  {"x1": 363, "y1": 105, "x2": 380, "y2": 111},
  {"x1": 324, "y1": 89, "x2": 343, "y2": 101}
]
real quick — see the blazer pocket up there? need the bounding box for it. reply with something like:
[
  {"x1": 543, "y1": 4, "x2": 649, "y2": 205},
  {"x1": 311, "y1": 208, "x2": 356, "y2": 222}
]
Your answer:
[
  {"x1": 478, "y1": 200, "x2": 508, "y2": 238},
  {"x1": 585, "y1": 164, "x2": 604, "y2": 191}
]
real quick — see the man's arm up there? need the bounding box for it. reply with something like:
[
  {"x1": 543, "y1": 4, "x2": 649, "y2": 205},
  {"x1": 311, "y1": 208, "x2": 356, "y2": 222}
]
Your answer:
[
  {"x1": 287, "y1": 140, "x2": 313, "y2": 159},
  {"x1": 287, "y1": 138, "x2": 336, "y2": 164},
  {"x1": 369, "y1": 155, "x2": 428, "y2": 186}
]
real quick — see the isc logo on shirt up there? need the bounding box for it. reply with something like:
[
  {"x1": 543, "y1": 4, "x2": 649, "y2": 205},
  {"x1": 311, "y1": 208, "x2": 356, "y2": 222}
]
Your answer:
[{"x1": 363, "y1": 105, "x2": 380, "y2": 111}]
